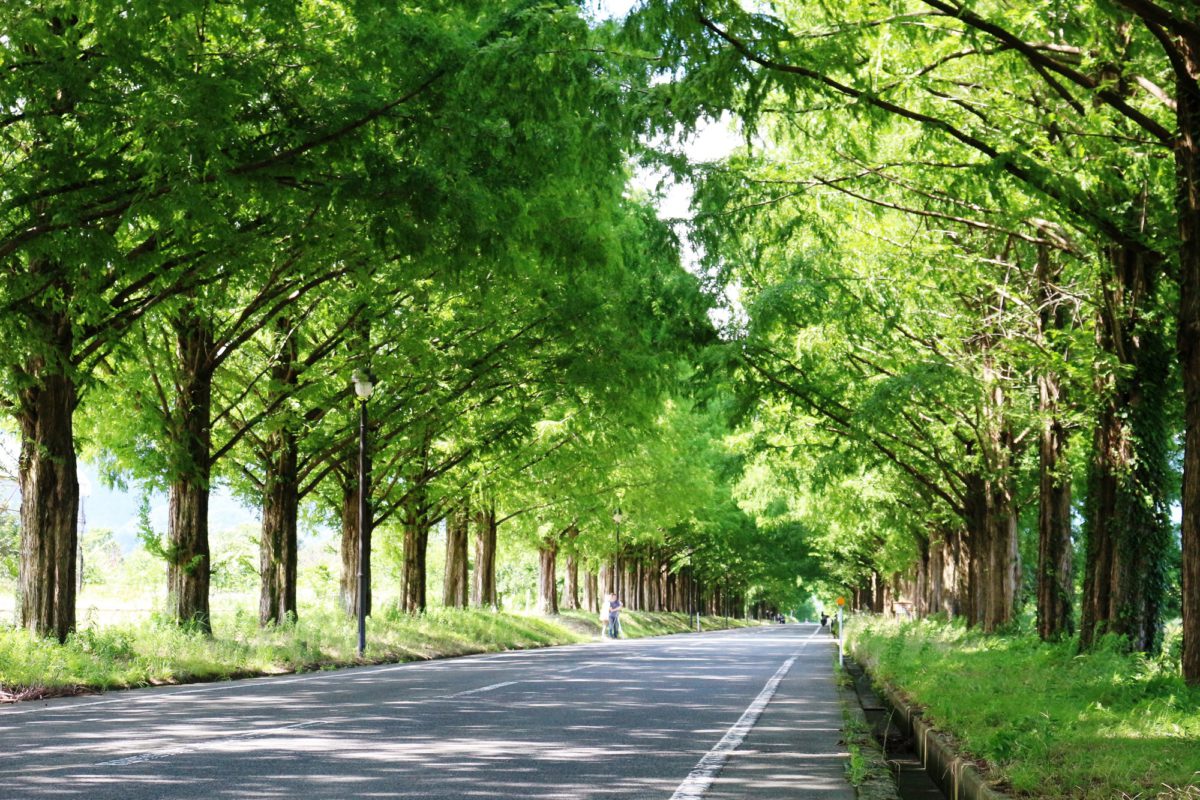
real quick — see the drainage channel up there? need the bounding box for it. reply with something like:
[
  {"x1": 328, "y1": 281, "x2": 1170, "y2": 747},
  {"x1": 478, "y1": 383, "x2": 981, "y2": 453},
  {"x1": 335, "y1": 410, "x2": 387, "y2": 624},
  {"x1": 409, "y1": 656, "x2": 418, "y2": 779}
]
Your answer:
[{"x1": 845, "y1": 659, "x2": 946, "y2": 800}]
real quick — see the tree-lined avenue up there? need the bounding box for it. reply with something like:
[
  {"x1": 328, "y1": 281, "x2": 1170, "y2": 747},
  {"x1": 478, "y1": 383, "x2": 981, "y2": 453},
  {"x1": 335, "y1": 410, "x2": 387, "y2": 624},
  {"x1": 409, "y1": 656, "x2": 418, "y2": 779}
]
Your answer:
[{"x1": 2, "y1": 626, "x2": 848, "y2": 800}]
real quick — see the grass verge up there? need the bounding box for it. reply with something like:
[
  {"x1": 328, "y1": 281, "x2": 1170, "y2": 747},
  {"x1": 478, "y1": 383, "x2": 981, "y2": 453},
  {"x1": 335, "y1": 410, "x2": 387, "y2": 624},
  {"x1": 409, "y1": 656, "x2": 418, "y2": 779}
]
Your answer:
[
  {"x1": 0, "y1": 607, "x2": 755, "y2": 702},
  {"x1": 557, "y1": 609, "x2": 756, "y2": 638},
  {"x1": 846, "y1": 616, "x2": 1200, "y2": 799}
]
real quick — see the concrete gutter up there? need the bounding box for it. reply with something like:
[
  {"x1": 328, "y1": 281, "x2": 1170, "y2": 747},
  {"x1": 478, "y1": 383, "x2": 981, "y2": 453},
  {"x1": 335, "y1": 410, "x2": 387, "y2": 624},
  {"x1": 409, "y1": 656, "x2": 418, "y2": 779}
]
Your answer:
[
  {"x1": 867, "y1": 671, "x2": 1009, "y2": 800},
  {"x1": 837, "y1": 679, "x2": 901, "y2": 800}
]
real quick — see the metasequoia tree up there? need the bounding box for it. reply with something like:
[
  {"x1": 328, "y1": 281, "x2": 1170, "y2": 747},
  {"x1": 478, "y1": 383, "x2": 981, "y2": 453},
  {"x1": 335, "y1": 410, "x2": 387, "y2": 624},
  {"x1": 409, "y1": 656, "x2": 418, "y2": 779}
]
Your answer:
[
  {"x1": 1, "y1": 0, "x2": 483, "y2": 637},
  {"x1": 635, "y1": 0, "x2": 1188, "y2": 662}
]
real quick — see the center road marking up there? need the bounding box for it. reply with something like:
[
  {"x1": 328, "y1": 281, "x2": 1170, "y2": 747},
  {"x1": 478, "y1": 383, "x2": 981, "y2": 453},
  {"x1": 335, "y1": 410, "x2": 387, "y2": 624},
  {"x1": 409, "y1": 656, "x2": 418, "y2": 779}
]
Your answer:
[
  {"x1": 668, "y1": 655, "x2": 800, "y2": 800},
  {"x1": 438, "y1": 681, "x2": 519, "y2": 699}
]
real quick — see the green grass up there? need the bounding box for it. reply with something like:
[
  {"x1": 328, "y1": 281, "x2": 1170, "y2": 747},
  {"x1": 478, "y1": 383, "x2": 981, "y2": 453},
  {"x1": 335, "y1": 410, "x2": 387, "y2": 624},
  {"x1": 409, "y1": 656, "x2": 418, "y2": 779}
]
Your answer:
[
  {"x1": 846, "y1": 616, "x2": 1200, "y2": 799},
  {"x1": 0, "y1": 606, "x2": 755, "y2": 701},
  {"x1": 558, "y1": 608, "x2": 757, "y2": 638}
]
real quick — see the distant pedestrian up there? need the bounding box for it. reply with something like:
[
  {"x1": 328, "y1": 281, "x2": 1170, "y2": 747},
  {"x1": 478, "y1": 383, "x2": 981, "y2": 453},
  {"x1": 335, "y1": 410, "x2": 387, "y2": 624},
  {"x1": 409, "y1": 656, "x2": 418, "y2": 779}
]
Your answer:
[
  {"x1": 820, "y1": 612, "x2": 830, "y2": 628},
  {"x1": 605, "y1": 592, "x2": 623, "y2": 639}
]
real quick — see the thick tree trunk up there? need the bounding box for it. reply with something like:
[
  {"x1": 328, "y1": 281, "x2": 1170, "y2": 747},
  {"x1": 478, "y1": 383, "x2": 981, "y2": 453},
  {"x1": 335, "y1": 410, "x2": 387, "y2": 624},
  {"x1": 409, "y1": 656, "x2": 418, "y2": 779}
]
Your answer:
[
  {"x1": 259, "y1": 426, "x2": 298, "y2": 626},
  {"x1": 168, "y1": 313, "x2": 214, "y2": 633},
  {"x1": 562, "y1": 524, "x2": 580, "y2": 610},
  {"x1": 962, "y1": 470, "x2": 988, "y2": 628},
  {"x1": 913, "y1": 536, "x2": 930, "y2": 618},
  {"x1": 1033, "y1": 245, "x2": 1075, "y2": 640},
  {"x1": 654, "y1": 556, "x2": 666, "y2": 612},
  {"x1": 584, "y1": 570, "x2": 598, "y2": 613},
  {"x1": 983, "y1": 365, "x2": 1021, "y2": 632},
  {"x1": 1081, "y1": 245, "x2": 1172, "y2": 653},
  {"x1": 927, "y1": 533, "x2": 943, "y2": 617},
  {"x1": 1172, "y1": 42, "x2": 1200, "y2": 684},
  {"x1": 259, "y1": 320, "x2": 299, "y2": 627},
  {"x1": 338, "y1": 462, "x2": 371, "y2": 618},
  {"x1": 1036, "y1": 371, "x2": 1074, "y2": 640},
  {"x1": 963, "y1": 465, "x2": 1018, "y2": 633},
  {"x1": 401, "y1": 486, "x2": 430, "y2": 614},
  {"x1": 987, "y1": 492, "x2": 1020, "y2": 631},
  {"x1": 443, "y1": 501, "x2": 470, "y2": 608},
  {"x1": 471, "y1": 502, "x2": 497, "y2": 607},
  {"x1": 17, "y1": 354, "x2": 79, "y2": 643},
  {"x1": 537, "y1": 537, "x2": 559, "y2": 615}
]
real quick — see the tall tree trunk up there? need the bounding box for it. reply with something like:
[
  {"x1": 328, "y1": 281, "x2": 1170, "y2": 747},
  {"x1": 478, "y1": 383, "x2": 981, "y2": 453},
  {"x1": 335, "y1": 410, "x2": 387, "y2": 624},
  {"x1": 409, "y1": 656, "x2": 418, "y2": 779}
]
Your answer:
[
  {"x1": 471, "y1": 502, "x2": 497, "y2": 608},
  {"x1": 962, "y1": 470, "x2": 988, "y2": 628},
  {"x1": 17, "y1": 342, "x2": 79, "y2": 643},
  {"x1": 168, "y1": 312, "x2": 213, "y2": 633},
  {"x1": 338, "y1": 459, "x2": 371, "y2": 618},
  {"x1": 259, "y1": 426, "x2": 298, "y2": 626},
  {"x1": 401, "y1": 485, "x2": 430, "y2": 614},
  {"x1": 259, "y1": 319, "x2": 300, "y2": 627},
  {"x1": 962, "y1": 467, "x2": 1018, "y2": 633},
  {"x1": 1081, "y1": 245, "x2": 1172, "y2": 653},
  {"x1": 927, "y1": 531, "x2": 944, "y2": 617},
  {"x1": 562, "y1": 524, "x2": 580, "y2": 610},
  {"x1": 443, "y1": 501, "x2": 470, "y2": 608},
  {"x1": 913, "y1": 535, "x2": 931, "y2": 618},
  {"x1": 584, "y1": 571, "x2": 598, "y2": 613},
  {"x1": 982, "y1": 361, "x2": 1021, "y2": 632},
  {"x1": 1036, "y1": 369, "x2": 1073, "y2": 640},
  {"x1": 1035, "y1": 248, "x2": 1075, "y2": 640},
  {"x1": 986, "y1": 489, "x2": 1020, "y2": 631},
  {"x1": 870, "y1": 570, "x2": 885, "y2": 613},
  {"x1": 1172, "y1": 39, "x2": 1200, "y2": 684},
  {"x1": 537, "y1": 535, "x2": 559, "y2": 615}
]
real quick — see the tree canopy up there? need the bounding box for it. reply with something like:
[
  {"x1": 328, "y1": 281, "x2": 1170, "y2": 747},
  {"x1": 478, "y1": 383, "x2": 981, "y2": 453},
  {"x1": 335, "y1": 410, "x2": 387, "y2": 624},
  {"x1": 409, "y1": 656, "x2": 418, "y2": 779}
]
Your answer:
[{"x1": 2, "y1": 0, "x2": 1197, "y2": 687}]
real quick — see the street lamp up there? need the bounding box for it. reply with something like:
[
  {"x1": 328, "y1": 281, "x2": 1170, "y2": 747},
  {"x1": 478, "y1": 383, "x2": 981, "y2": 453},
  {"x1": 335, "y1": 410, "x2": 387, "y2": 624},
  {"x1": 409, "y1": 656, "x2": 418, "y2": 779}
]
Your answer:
[
  {"x1": 353, "y1": 370, "x2": 374, "y2": 657},
  {"x1": 612, "y1": 507, "x2": 623, "y2": 601}
]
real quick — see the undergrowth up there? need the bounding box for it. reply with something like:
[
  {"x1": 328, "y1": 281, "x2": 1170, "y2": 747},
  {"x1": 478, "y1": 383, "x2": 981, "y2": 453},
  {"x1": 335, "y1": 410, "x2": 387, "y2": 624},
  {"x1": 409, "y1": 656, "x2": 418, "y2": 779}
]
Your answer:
[{"x1": 847, "y1": 616, "x2": 1200, "y2": 799}]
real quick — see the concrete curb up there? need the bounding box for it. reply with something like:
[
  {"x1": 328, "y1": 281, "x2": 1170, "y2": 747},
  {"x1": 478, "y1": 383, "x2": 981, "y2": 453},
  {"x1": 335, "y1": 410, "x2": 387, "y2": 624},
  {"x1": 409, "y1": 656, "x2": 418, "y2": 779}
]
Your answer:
[{"x1": 864, "y1": 669, "x2": 1009, "y2": 800}]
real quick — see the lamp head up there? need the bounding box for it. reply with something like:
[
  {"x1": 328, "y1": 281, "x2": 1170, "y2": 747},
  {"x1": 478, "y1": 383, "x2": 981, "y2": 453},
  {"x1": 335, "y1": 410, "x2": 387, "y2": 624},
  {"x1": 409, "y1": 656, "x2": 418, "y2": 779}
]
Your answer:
[
  {"x1": 352, "y1": 370, "x2": 374, "y2": 400},
  {"x1": 613, "y1": 507, "x2": 623, "y2": 525}
]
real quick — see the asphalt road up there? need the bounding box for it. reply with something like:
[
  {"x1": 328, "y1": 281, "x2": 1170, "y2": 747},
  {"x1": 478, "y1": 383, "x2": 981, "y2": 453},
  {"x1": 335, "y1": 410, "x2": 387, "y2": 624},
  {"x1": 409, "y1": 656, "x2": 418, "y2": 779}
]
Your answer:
[{"x1": 2, "y1": 624, "x2": 853, "y2": 799}]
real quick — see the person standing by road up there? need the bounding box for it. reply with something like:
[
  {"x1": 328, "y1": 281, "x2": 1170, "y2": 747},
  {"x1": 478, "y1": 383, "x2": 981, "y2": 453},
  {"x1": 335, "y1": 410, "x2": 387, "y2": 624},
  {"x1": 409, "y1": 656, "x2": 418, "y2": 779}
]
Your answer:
[{"x1": 605, "y1": 592, "x2": 623, "y2": 639}]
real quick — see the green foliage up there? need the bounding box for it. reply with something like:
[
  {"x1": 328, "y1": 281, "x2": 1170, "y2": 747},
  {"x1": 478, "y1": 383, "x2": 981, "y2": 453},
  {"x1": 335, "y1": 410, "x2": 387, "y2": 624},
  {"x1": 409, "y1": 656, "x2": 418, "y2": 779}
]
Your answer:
[
  {"x1": 557, "y1": 609, "x2": 757, "y2": 637},
  {"x1": 78, "y1": 528, "x2": 122, "y2": 588},
  {"x1": 0, "y1": 509, "x2": 17, "y2": 585},
  {"x1": 209, "y1": 524, "x2": 261, "y2": 593},
  {"x1": 847, "y1": 617, "x2": 1200, "y2": 798}
]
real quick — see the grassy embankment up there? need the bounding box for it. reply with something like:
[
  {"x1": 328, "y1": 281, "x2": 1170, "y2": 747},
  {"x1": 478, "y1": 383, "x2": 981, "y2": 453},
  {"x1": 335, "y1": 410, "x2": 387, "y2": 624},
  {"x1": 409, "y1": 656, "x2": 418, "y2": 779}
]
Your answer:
[
  {"x1": 847, "y1": 616, "x2": 1200, "y2": 799},
  {"x1": 0, "y1": 606, "x2": 752, "y2": 702}
]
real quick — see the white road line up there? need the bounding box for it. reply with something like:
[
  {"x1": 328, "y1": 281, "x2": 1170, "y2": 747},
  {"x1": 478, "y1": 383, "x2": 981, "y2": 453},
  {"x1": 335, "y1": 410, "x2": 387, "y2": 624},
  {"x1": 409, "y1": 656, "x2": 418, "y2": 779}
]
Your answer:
[
  {"x1": 668, "y1": 655, "x2": 799, "y2": 800},
  {"x1": 438, "y1": 681, "x2": 518, "y2": 699},
  {"x1": 558, "y1": 662, "x2": 602, "y2": 674}
]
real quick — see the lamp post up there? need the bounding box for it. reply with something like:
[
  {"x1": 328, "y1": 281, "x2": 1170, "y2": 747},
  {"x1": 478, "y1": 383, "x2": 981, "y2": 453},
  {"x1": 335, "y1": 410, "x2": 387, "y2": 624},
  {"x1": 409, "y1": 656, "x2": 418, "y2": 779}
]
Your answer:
[
  {"x1": 353, "y1": 370, "x2": 374, "y2": 657},
  {"x1": 612, "y1": 507, "x2": 623, "y2": 601}
]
